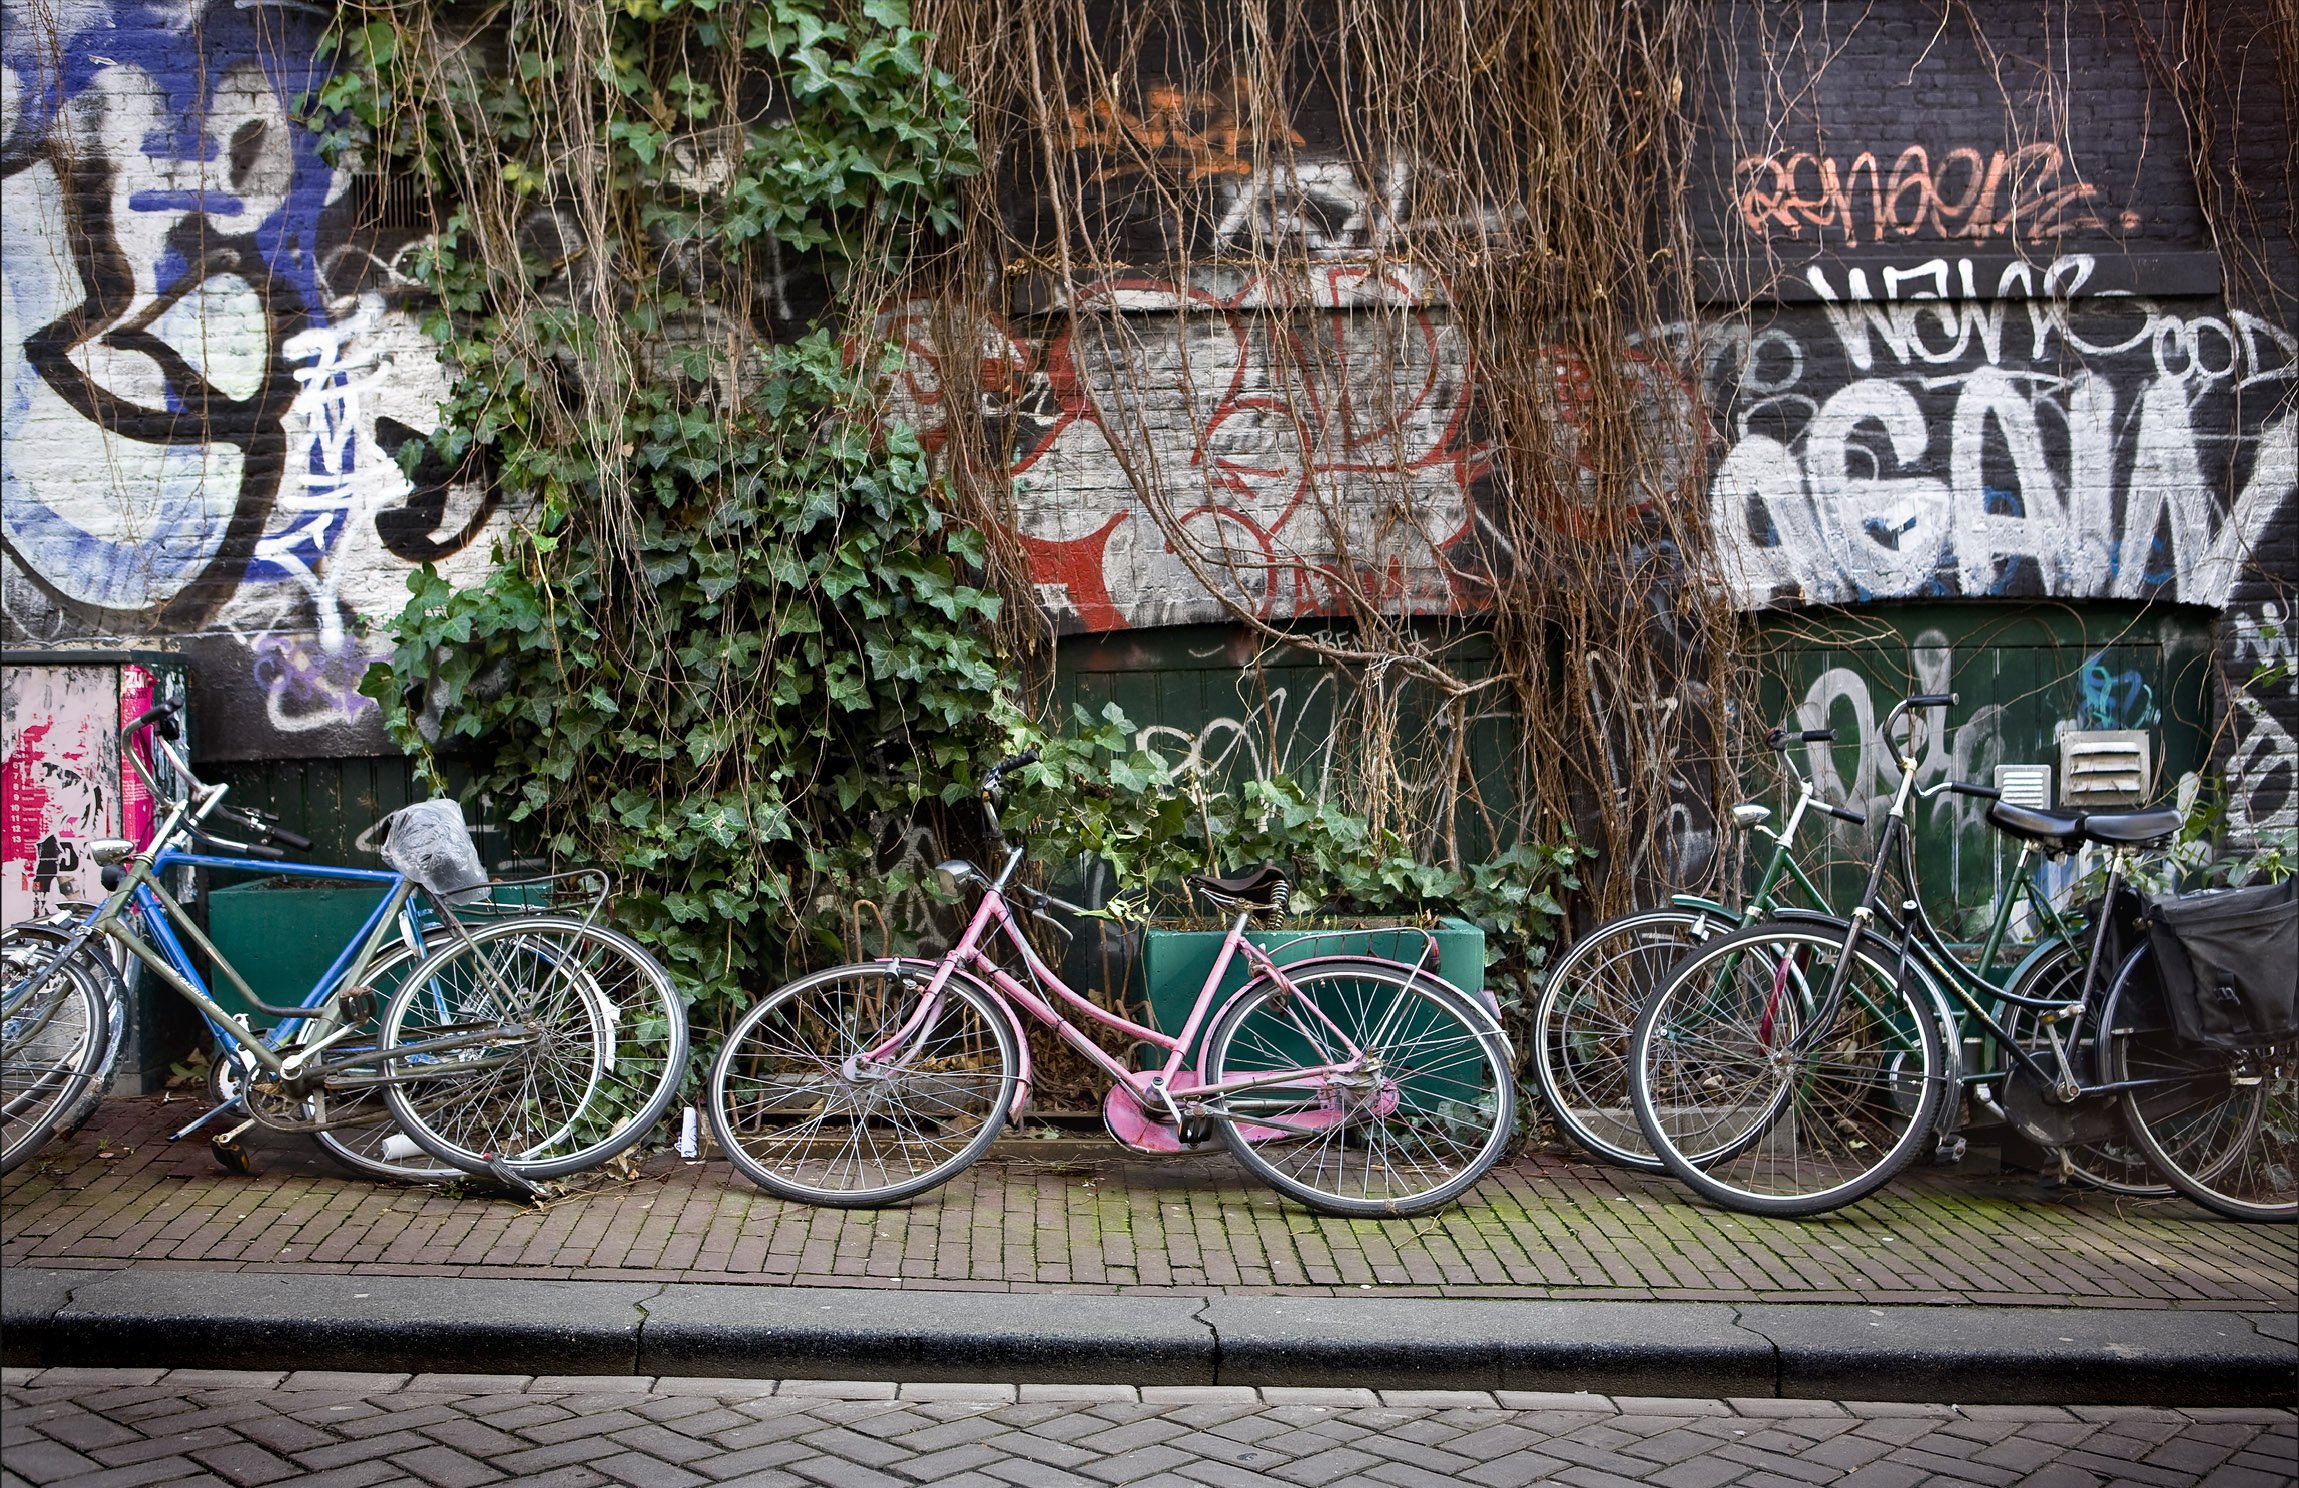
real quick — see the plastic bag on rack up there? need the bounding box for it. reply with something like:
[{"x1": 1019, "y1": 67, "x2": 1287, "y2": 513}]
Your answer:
[{"x1": 376, "y1": 799, "x2": 491, "y2": 906}]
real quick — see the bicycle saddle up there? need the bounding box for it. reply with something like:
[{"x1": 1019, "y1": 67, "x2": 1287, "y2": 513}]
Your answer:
[
  {"x1": 1985, "y1": 801, "x2": 2085, "y2": 855},
  {"x1": 1187, "y1": 864, "x2": 1292, "y2": 910},
  {"x1": 2079, "y1": 807, "x2": 2182, "y2": 846}
]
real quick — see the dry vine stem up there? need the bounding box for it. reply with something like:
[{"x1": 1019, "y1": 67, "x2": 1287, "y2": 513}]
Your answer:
[{"x1": 912, "y1": 0, "x2": 1742, "y2": 910}]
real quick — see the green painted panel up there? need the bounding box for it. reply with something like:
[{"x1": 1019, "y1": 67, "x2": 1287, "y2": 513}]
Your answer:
[
  {"x1": 1134, "y1": 919, "x2": 1486, "y2": 1065},
  {"x1": 1752, "y1": 601, "x2": 2215, "y2": 932},
  {"x1": 1050, "y1": 623, "x2": 1523, "y2": 867}
]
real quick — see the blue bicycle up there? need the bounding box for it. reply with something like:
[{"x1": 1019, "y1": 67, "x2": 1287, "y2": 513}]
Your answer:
[{"x1": 2, "y1": 705, "x2": 687, "y2": 1184}]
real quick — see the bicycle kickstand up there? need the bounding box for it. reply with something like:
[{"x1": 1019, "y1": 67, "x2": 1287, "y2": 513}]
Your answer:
[{"x1": 167, "y1": 1096, "x2": 246, "y2": 1143}]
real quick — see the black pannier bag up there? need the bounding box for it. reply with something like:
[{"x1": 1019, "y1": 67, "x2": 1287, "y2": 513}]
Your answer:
[{"x1": 2145, "y1": 878, "x2": 2298, "y2": 1049}]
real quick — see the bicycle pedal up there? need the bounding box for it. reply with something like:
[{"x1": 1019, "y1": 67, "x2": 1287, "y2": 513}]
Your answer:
[
  {"x1": 208, "y1": 1135, "x2": 255, "y2": 1175},
  {"x1": 1930, "y1": 1135, "x2": 1968, "y2": 1167}
]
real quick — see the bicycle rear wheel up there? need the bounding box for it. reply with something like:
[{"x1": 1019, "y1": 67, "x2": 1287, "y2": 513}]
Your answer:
[
  {"x1": 2105, "y1": 947, "x2": 2296, "y2": 1224},
  {"x1": 1631, "y1": 922, "x2": 1946, "y2": 1217},
  {"x1": 2, "y1": 928, "x2": 117, "y2": 1175},
  {"x1": 707, "y1": 961, "x2": 1017, "y2": 1206},
  {"x1": 379, "y1": 917, "x2": 688, "y2": 1180},
  {"x1": 1203, "y1": 961, "x2": 1515, "y2": 1218},
  {"x1": 1534, "y1": 908, "x2": 1733, "y2": 1169}
]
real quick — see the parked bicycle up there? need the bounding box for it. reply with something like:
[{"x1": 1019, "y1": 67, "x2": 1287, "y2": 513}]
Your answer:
[
  {"x1": 707, "y1": 751, "x2": 1516, "y2": 1217},
  {"x1": 1628, "y1": 692, "x2": 2293, "y2": 1222},
  {"x1": 1537, "y1": 720, "x2": 2161, "y2": 1195},
  {"x1": 1, "y1": 705, "x2": 688, "y2": 1186},
  {"x1": 1532, "y1": 724, "x2": 1858, "y2": 1169}
]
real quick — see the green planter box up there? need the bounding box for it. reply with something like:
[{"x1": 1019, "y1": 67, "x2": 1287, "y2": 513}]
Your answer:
[
  {"x1": 1134, "y1": 917, "x2": 1486, "y2": 1061},
  {"x1": 204, "y1": 879, "x2": 393, "y2": 1025}
]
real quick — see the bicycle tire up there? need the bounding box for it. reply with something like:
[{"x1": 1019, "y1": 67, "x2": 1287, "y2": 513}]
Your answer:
[
  {"x1": 2105, "y1": 945, "x2": 2296, "y2": 1224},
  {"x1": 2, "y1": 927, "x2": 116, "y2": 1175},
  {"x1": 379, "y1": 917, "x2": 689, "y2": 1180},
  {"x1": 707, "y1": 961, "x2": 1017, "y2": 1206},
  {"x1": 1992, "y1": 938, "x2": 2170, "y2": 1197},
  {"x1": 1533, "y1": 906, "x2": 1737, "y2": 1168},
  {"x1": 1630, "y1": 921, "x2": 1947, "y2": 1217},
  {"x1": 301, "y1": 941, "x2": 464, "y2": 1185},
  {"x1": 1202, "y1": 960, "x2": 1516, "y2": 1218}
]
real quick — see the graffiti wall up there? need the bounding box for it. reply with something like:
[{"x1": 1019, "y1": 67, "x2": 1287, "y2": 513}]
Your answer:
[
  {"x1": 0, "y1": 0, "x2": 508, "y2": 760},
  {"x1": 1703, "y1": 271, "x2": 2294, "y2": 607},
  {"x1": 0, "y1": 0, "x2": 2290, "y2": 828},
  {"x1": 885, "y1": 271, "x2": 1497, "y2": 630}
]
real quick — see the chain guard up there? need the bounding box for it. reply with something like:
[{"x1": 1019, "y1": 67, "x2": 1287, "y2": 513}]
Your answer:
[{"x1": 2004, "y1": 1065, "x2": 2119, "y2": 1148}]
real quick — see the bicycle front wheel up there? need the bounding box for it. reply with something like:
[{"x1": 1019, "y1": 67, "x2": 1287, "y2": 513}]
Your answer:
[
  {"x1": 1203, "y1": 961, "x2": 1516, "y2": 1218},
  {"x1": 2, "y1": 928, "x2": 116, "y2": 1176},
  {"x1": 1631, "y1": 923, "x2": 1946, "y2": 1217},
  {"x1": 379, "y1": 918, "x2": 688, "y2": 1180},
  {"x1": 1534, "y1": 907, "x2": 1736, "y2": 1168},
  {"x1": 2106, "y1": 947, "x2": 2296, "y2": 1224},
  {"x1": 303, "y1": 941, "x2": 462, "y2": 1185},
  {"x1": 708, "y1": 962, "x2": 1018, "y2": 1206}
]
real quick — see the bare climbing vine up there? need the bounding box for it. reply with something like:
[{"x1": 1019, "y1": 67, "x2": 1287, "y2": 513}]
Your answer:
[{"x1": 908, "y1": 0, "x2": 1743, "y2": 913}]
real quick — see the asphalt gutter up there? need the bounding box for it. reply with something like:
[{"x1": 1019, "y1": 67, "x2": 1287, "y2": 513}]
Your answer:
[{"x1": 2, "y1": 1267, "x2": 2291, "y2": 1406}]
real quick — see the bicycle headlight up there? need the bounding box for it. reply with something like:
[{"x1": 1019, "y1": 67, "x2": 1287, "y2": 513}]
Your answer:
[
  {"x1": 933, "y1": 860, "x2": 978, "y2": 893},
  {"x1": 87, "y1": 838, "x2": 136, "y2": 865}
]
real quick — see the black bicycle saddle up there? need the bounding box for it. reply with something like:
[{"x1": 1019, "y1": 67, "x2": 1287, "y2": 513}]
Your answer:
[
  {"x1": 1985, "y1": 800, "x2": 2085, "y2": 855},
  {"x1": 2079, "y1": 808, "x2": 2183, "y2": 846},
  {"x1": 1187, "y1": 864, "x2": 1291, "y2": 909}
]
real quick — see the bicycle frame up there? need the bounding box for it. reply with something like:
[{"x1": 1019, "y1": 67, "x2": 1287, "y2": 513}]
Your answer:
[
  {"x1": 1803, "y1": 703, "x2": 2140, "y2": 1103},
  {"x1": 8, "y1": 726, "x2": 533, "y2": 1137},
  {"x1": 881, "y1": 847, "x2": 1433, "y2": 1135},
  {"x1": 1668, "y1": 764, "x2": 1837, "y2": 926}
]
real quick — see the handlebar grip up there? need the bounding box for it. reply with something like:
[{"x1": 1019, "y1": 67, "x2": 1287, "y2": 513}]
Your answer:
[
  {"x1": 982, "y1": 749, "x2": 1042, "y2": 791},
  {"x1": 1801, "y1": 729, "x2": 1836, "y2": 743},
  {"x1": 238, "y1": 841, "x2": 287, "y2": 861},
  {"x1": 1766, "y1": 726, "x2": 1838, "y2": 750},
  {"x1": 122, "y1": 702, "x2": 180, "y2": 741},
  {"x1": 268, "y1": 826, "x2": 314, "y2": 851},
  {"x1": 1906, "y1": 693, "x2": 1957, "y2": 709},
  {"x1": 1823, "y1": 801, "x2": 1867, "y2": 824},
  {"x1": 1946, "y1": 781, "x2": 2002, "y2": 800}
]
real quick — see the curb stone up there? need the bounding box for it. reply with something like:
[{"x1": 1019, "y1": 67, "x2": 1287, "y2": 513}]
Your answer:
[{"x1": 3, "y1": 1267, "x2": 2291, "y2": 1405}]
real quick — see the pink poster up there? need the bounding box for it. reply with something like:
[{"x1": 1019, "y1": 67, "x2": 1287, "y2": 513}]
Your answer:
[
  {"x1": 119, "y1": 664, "x2": 156, "y2": 848},
  {"x1": 2, "y1": 665, "x2": 127, "y2": 922}
]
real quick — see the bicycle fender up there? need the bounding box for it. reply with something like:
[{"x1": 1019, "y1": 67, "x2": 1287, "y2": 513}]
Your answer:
[
  {"x1": 878, "y1": 957, "x2": 1034, "y2": 1121},
  {"x1": 1664, "y1": 894, "x2": 1735, "y2": 916}
]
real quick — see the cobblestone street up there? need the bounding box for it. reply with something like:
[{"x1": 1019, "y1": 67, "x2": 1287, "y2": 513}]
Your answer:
[
  {"x1": 4, "y1": 1367, "x2": 2293, "y2": 1488},
  {"x1": 4, "y1": 1098, "x2": 2293, "y2": 1309}
]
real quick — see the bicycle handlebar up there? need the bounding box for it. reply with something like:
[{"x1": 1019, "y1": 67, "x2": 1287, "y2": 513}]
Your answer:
[
  {"x1": 122, "y1": 702, "x2": 181, "y2": 741},
  {"x1": 1880, "y1": 692, "x2": 1957, "y2": 756},
  {"x1": 981, "y1": 749, "x2": 1041, "y2": 795},
  {"x1": 1765, "y1": 726, "x2": 1837, "y2": 750}
]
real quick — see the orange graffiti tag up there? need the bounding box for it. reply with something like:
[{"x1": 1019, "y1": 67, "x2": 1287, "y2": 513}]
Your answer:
[
  {"x1": 1065, "y1": 76, "x2": 1307, "y2": 184},
  {"x1": 1733, "y1": 143, "x2": 2112, "y2": 246}
]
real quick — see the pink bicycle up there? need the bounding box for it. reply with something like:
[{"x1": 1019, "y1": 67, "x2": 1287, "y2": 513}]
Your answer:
[{"x1": 706, "y1": 752, "x2": 1517, "y2": 1216}]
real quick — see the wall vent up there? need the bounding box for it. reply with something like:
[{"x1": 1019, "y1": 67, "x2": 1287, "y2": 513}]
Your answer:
[
  {"x1": 2059, "y1": 731, "x2": 2150, "y2": 808},
  {"x1": 1992, "y1": 764, "x2": 2054, "y2": 809}
]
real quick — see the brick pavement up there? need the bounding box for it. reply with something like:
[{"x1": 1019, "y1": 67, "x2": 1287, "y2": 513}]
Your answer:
[
  {"x1": 3, "y1": 1098, "x2": 2293, "y2": 1310},
  {"x1": 4, "y1": 1367, "x2": 2292, "y2": 1488}
]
